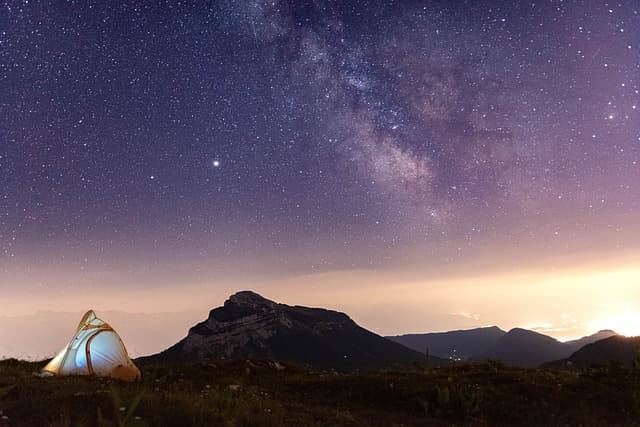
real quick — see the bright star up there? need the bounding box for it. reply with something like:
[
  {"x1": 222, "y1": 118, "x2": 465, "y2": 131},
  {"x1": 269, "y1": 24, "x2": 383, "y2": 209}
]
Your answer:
[{"x1": 213, "y1": 160, "x2": 220, "y2": 167}]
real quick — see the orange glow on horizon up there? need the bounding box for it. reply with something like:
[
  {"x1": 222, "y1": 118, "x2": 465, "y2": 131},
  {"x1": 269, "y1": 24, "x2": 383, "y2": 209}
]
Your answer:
[
  {"x1": 588, "y1": 310, "x2": 640, "y2": 338},
  {"x1": 2, "y1": 252, "x2": 640, "y2": 358}
]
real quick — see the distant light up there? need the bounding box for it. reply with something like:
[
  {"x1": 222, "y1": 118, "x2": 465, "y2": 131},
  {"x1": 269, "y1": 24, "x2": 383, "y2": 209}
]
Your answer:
[
  {"x1": 589, "y1": 311, "x2": 640, "y2": 337},
  {"x1": 213, "y1": 160, "x2": 220, "y2": 167}
]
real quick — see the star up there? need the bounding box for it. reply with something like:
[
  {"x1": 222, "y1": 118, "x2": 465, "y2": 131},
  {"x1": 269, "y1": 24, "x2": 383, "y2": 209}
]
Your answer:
[{"x1": 2, "y1": 0, "x2": 639, "y2": 346}]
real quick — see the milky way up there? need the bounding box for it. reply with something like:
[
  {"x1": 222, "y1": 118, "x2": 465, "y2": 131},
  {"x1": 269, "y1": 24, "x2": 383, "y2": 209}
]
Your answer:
[{"x1": 1, "y1": 0, "x2": 639, "y2": 291}]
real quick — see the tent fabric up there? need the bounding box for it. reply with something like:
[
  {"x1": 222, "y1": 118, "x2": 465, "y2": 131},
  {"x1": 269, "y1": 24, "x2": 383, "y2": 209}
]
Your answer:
[{"x1": 42, "y1": 310, "x2": 141, "y2": 381}]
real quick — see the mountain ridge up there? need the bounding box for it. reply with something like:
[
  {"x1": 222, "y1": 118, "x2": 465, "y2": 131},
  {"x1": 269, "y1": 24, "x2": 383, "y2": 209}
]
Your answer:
[
  {"x1": 143, "y1": 291, "x2": 439, "y2": 371},
  {"x1": 545, "y1": 335, "x2": 640, "y2": 368},
  {"x1": 389, "y1": 326, "x2": 618, "y2": 367},
  {"x1": 387, "y1": 326, "x2": 506, "y2": 360}
]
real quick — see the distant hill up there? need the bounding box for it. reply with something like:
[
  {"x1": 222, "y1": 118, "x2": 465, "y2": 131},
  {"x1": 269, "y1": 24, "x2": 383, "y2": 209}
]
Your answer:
[
  {"x1": 563, "y1": 329, "x2": 617, "y2": 353},
  {"x1": 387, "y1": 326, "x2": 506, "y2": 360},
  {"x1": 143, "y1": 291, "x2": 439, "y2": 371},
  {"x1": 481, "y1": 328, "x2": 617, "y2": 367},
  {"x1": 388, "y1": 327, "x2": 617, "y2": 366},
  {"x1": 548, "y1": 335, "x2": 640, "y2": 368},
  {"x1": 482, "y1": 328, "x2": 567, "y2": 367}
]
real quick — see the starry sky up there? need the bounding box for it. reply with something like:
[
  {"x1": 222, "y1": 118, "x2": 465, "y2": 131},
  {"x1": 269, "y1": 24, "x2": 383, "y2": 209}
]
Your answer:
[{"x1": 2, "y1": 0, "x2": 640, "y2": 346}]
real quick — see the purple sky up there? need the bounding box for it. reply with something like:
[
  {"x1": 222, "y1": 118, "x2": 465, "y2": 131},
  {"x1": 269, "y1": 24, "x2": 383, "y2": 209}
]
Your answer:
[{"x1": 1, "y1": 1, "x2": 639, "y2": 351}]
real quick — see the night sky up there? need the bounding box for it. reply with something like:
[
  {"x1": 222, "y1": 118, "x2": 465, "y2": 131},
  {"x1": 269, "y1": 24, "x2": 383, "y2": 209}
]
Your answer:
[{"x1": 2, "y1": 1, "x2": 640, "y2": 342}]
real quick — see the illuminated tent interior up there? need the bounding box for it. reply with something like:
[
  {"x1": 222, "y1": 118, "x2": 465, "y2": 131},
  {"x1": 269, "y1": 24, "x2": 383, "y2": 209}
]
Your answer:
[{"x1": 41, "y1": 310, "x2": 140, "y2": 382}]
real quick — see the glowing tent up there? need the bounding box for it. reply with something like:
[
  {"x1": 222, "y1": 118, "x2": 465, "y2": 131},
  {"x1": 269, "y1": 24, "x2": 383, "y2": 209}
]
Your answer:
[{"x1": 41, "y1": 310, "x2": 141, "y2": 381}]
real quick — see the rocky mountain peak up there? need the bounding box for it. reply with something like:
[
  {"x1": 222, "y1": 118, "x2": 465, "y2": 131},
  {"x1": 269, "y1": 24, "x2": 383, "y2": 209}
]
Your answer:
[
  {"x1": 227, "y1": 291, "x2": 275, "y2": 308},
  {"x1": 146, "y1": 290, "x2": 429, "y2": 370}
]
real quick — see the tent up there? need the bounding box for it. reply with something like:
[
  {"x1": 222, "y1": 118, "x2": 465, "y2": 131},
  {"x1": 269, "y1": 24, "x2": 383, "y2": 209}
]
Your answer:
[{"x1": 41, "y1": 310, "x2": 141, "y2": 381}]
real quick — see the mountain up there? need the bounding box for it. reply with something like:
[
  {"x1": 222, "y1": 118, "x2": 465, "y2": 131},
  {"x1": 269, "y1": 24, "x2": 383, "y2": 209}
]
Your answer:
[
  {"x1": 555, "y1": 335, "x2": 640, "y2": 368},
  {"x1": 481, "y1": 328, "x2": 618, "y2": 367},
  {"x1": 388, "y1": 327, "x2": 617, "y2": 366},
  {"x1": 387, "y1": 326, "x2": 506, "y2": 361},
  {"x1": 482, "y1": 328, "x2": 566, "y2": 367},
  {"x1": 144, "y1": 291, "x2": 437, "y2": 371},
  {"x1": 563, "y1": 330, "x2": 617, "y2": 353}
]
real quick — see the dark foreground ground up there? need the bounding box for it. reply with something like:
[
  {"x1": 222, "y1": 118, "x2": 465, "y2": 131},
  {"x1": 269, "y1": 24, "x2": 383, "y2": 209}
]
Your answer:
[{"x1": 1, "y1": 359, "x2": 639, "y2": 426}]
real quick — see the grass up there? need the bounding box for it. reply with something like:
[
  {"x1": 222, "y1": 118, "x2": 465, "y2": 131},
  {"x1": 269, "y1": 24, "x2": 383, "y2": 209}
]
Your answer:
[{"x1": 1, "y1": 358, "x2": 639, "y2": 426}]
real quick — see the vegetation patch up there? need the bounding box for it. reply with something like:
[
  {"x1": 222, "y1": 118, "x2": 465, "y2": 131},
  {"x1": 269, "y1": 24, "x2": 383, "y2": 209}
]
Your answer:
[{"x1": 1, "y1": 359, "x2": 640, "y2": 426}]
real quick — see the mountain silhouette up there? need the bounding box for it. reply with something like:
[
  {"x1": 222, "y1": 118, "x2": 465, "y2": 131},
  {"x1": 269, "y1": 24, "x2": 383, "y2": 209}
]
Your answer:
[
  {"x1": 481, "y1": 328, "x2": 617, "y2": 367},
  {"x1": 546, "y1": 335, "x2": 640, "y2": 368},
  {"x1": 482, "y1": 328, "x2": 567, "y2": 367},
  {"x1": 387, "y1": 326, "x2": 506, "y2": 360},
  {"x1": 143, "y1": 291, "x2": 440, "y2": 370},
  {"x1": 563, "y1": 330, "x2": 618, "y2": 353},
  {"x1": 389, "y1": 326, "x2": 617, "y2": 367}
]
